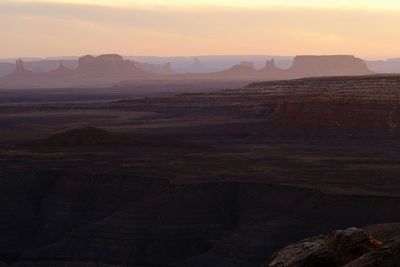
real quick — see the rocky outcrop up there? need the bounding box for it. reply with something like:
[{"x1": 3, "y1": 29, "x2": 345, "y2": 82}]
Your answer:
[
  {"x1": 345, "y1": 237, "x2": 400, "y2": 267},
  {"x1": 266, "y1": 228, "x2": 382, "y2": 267},
  {"x1": 265, "y1": 226, "x2": 400, "y2": 267}
]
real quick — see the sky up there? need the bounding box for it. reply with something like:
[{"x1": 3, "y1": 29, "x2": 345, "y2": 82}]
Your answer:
[{"x1": 1, "y1": 0, "x2": 399, "y2": 59}]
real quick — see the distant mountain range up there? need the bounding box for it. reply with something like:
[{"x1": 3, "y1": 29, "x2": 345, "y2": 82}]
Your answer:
[
  {"x1": 0, "y1": 55, "x2": 293, "y2": 78},
  {"x1": 0, "y1": 54, "x2": 375, "y2": 89},
  {"x1": 2, "y1": 55, "x2": 400, "y2": 78}
]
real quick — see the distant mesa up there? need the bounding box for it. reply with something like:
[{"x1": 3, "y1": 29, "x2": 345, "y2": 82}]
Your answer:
[
  {"x1": 1, "y1": 55, "x2": 150, "y2": 88},
  {"x1": 289, "y1": 55, "x2": 373, "y2": 77},
  {"x1": 206, "y1": 55, "x2": 372, "y2": 80},
  {"x1": 0, "y1": 54, "x2": 375, "y2": 89},
  {"x1": 222, "y1": 61, "x2": 257, "y2": 75},
  {"x1": 76, "y1": 54, "x2": 143, "y2": 76},
  {"x1": 240, "y1": 61, "x2": 256, "y2": 68}
]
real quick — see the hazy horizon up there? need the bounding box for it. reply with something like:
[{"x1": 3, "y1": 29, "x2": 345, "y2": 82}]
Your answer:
[
  {"x1": 0, "y1": 53, "x2": 399, "y2": 63},
  {"x1": 1, "y1": 0, "x2": 400, "y2": 60}
]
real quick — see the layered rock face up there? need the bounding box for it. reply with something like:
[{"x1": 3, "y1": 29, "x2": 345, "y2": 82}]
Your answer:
[
  {"x1": 245, "y1": 76, "x2": 400, "y2": 139},
  {"x1": 115, "y1": 75, "x2": 400, "y2": 140}
]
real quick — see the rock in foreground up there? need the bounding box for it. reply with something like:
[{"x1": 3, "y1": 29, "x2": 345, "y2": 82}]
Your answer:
[
  {"x1": 345, "y1": 237, "x2": 400, "y2": 267},
  {"x1": 266, "y1": 227, "x2": 382, "y2": 267}
]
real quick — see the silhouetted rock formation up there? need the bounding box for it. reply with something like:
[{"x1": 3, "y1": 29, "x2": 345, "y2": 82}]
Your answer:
[
  {"x1": 0, "y1": 55, "x2": 151, "y2": 88},
  {"x1": 222, "y1": 61, "x2": 257, "y2": 76},
  {"x1": 266, "y1": 227, "x2": 382, "y2": 267},
  {"x1": 259, "y1": 58, "x2": 289, "y2": 78},
  {"x1": 14, "y1": 59, "x2": 31, "y2": 75},
  {"x1": 239, "y1": 61, "x2": 255, "y2": 68},
  {"x1": 49, "y1": 62, "x2": 73, "y2": 76},
  {"x1": 220, "y1": 55, "x2": 372, "y2": 80},
  {"x1": 0, "y1": 54, "x2": 374, "y2": 89},
  {"x1": 0, "y1": 59, "x2": 36, "y2": 85},
  {"x1": 289, "y1": 55, "x2": 373, "y2": 77},
  {"x1": 76, "y1": 54, "x2": 143, "y2": 77},
  {"x1": 4, "y1": 59, "x2": 33, "y2": 79}
]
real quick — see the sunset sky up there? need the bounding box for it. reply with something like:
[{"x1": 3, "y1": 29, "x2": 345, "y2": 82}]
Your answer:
[{"x1": 1, "y1": 0, "x2": 399, "y2": 59}]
